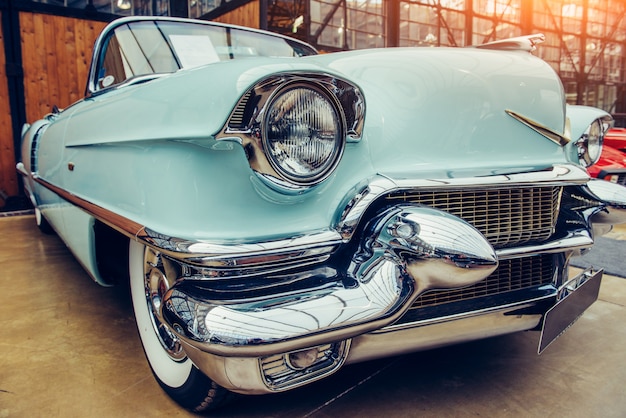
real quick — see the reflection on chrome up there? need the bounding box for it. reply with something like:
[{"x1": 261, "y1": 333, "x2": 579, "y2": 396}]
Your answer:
[
  {"x1": 586, "y1": 178, "x2": 626, "y2": 225},
  {"x1": 161, "y1": 205, "x2": 497, "y2": 356},
  {"x1": 350, "y1": 206, "x2": 498, "y2": 292}
]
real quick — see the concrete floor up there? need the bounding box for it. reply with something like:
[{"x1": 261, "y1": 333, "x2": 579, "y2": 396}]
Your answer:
[{"x1": 1, "y1": 214, "x2": 625, "y2": 417}]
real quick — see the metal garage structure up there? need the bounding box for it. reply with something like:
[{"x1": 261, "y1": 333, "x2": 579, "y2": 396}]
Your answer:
[{"x1": 1, "y1": 0, "x2": 626, "y2": 209}]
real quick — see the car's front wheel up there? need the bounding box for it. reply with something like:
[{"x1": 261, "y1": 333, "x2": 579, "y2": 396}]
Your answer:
[
  {"x1": 129, "y1": 240, "x2": 232, "y2": 412},
  {"x1": 34, "y1": 207, "x2": 54, "y2": 234}
]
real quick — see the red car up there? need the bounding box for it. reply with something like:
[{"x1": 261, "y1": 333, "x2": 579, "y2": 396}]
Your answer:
[
  {"x1": 588, "y1": 114, "x2": 626, "y2": 186},
  {"x1": 604, "y1": 114, "x2": 626, "y2": 153}
]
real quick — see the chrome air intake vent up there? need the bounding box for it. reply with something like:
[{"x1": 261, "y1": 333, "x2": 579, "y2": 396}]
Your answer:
[
  {"x1": 227, "y1": 90, "x2": 253, "y2": 129},
  {"x1": 385, "y1": 186, "x2": 562, "y2": 248},
  {"x1": 260, "y1": 341, "x2": 349, "y2": 391}
]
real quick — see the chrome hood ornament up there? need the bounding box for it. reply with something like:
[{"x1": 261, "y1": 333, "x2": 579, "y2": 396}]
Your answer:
[{"x1": 475, "y1": 34, "x2": 546, "y2": 52}]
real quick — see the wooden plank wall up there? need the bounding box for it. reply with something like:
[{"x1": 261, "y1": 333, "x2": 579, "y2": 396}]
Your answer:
[
  {"x1": 212, "y1": 0, "x2": 259, "y2": 28},
  {"x1": 0, "y1": 10, "x2": 17, "y2": 207},
  {"x1": 20, "y1": 12, "x2": 106, "y2": 124},
  {"x1": 0, "y1": 12, "x2": 106, "y2": 208}
]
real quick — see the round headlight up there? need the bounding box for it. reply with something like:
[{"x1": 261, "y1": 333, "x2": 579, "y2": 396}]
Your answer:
[
  {"x1": 263, "y1": 84, "x2": 344, "y2": 185},
  {"x1": 577, "y1": 119, "x2": 604, "y2": 167}
]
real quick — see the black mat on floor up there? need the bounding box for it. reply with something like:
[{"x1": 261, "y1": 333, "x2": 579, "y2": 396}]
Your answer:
[{"x1": 571, "y1": 236, "x2": 626, "y2": 278}]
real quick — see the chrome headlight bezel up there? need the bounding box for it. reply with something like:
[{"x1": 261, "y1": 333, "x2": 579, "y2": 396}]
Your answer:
[
  {"x1": 262, "y1": 82, "x2": 346, "y2": 186},
  {"x1": 217, "y1": 73, "x2": 365, "y2": 193},
  {"x1": 576, "y1": 118, "x2": 606, "y2": 168}
]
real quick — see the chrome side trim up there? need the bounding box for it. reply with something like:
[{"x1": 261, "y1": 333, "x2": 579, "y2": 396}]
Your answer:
[
  {"x1": 31, "y1": 175, "x2": 342, "y2": 269},
  {"x1": 32, "y1": 175, "x2": 146, "y2": 238}
]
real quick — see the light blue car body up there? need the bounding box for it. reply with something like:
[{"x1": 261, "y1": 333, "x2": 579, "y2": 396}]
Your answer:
[
  {"x1": 25, "y1": 42, "x2": 584, "y2": 270},
  {"x1": 17, "y1": 17, "x2": 626, "y2": 407}
]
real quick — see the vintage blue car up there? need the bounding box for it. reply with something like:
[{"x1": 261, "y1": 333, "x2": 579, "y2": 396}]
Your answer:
[{"x1": 17, "y1": 16, "x2": 626, "y2": 413}]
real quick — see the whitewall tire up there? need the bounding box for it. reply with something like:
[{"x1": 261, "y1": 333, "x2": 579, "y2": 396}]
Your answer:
[{"x1": 129, "y1": 239, "x2": 232, "y2": 412}]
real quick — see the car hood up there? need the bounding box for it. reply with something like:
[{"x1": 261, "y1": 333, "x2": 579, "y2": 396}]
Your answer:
[{"x1": 59, "y1": 47, "x2": 568, "y2": 174}]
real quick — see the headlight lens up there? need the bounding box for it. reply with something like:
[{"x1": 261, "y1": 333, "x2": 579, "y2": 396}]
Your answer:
[
  {"x1": 577, "y1": 119, "x2": 604, "y2": 167},
  {"x1": 263, "y1": 84, "x2": 344, "y2": 185}
]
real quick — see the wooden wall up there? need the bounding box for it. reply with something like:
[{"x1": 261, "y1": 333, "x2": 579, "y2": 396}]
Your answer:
[
  {"x1": 0, "y1": 11, "x2": 106, "y2": 208},
  {"x1": 0, "y1": 11, "x2": 17, "y2": 207},
  {"x1": 212, "y1": 0, "x2": 259, "y2": 28},
  {"x1": 20, "y1": 13, "x2": 106, "y2": 124}
]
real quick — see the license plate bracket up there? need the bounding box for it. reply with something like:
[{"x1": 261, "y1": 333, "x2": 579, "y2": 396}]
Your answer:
[{"x1": 538, "y1": 268, "x2": 603, "y2": 354}]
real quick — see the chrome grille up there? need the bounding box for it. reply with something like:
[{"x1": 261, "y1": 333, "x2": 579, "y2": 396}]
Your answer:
[
  {"x1": 386, "y1": 186, "x2": 561, "y2": 248},
  {"x1": 411, "y1": 254, "x2": 555, "y2": 309}
]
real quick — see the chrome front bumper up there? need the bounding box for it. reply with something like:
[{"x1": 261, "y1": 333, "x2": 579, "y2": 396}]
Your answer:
[
  {"x1": 161, "y1": 205, "x2": 500, "y2": 358},
  {"x1": 181, "y1": 303, "x2": 543, "y2": 394},
  {"x1": 154, "y1": 172, "x2": 626, "y2": 395},
  {"x1": 173, "y1": 267, "x2": 602, "y2": 395}
]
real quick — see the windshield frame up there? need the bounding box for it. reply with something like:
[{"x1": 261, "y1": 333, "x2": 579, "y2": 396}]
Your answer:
[{"x1": 85, "y1": 16, "x2": 317, "y2": 97}]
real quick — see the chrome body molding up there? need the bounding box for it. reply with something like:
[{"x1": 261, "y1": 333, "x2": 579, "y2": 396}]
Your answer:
[
  {"x1": 161, "y1": 205, "x2": 497, "y2": 357},
  {"x1": 29, "y1": 174, "x2": 343, "y2": 271},
  {"x1": 506, "y1": 109, "x2": 570, "y2": 146}
]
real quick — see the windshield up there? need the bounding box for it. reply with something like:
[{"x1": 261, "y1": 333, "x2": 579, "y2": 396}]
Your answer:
[{"x1": 93, "y1": 20, "x2": 317, "y2": 92}]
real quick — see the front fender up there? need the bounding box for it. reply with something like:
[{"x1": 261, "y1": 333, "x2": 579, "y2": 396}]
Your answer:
[{"x1": 565, "y1": 105, "x2": 612, "y2": 164}]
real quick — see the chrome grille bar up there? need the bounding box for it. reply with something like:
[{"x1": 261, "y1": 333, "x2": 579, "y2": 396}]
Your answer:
[{"x1": 386, "y1": 186, "x2": 561, "y2": 248}]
